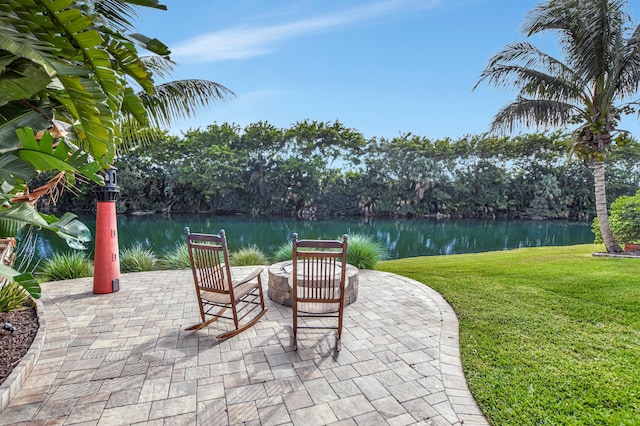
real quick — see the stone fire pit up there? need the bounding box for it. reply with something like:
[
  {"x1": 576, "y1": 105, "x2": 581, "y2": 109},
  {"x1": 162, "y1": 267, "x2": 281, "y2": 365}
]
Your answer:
[{"x1": 267, "y1": 261, "x2": 359, "y2": 307}]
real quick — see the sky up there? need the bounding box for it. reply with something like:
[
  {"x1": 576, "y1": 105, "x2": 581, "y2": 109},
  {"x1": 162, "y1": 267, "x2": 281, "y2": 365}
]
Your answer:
[{"x1": 133, "y1": 0, "x2": 640, "y2": 141}]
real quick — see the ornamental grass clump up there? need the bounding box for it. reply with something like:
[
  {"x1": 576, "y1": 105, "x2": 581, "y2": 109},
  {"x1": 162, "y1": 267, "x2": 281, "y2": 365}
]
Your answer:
[
  {"x1": 120, "y1": 244, "x2": 158, "y2": 272},
  {"x1": 160, "y1": 243, "x2": 191, "y2": 269},
  {"x1": 0, "y1": 282, "x2": 29, "y2": 312},
  {"x1": 271, "y1": 242, "x2": 293, "y2": 263},
  {"x1": 229, "y1": 245, "x2": 268, "y2": 266},
  {"x1": 346, "y1": 233, "x2": 387, "y2": 269},
  {"x1": 39, "y1": 251, "x2": 94, "y2": 281}
]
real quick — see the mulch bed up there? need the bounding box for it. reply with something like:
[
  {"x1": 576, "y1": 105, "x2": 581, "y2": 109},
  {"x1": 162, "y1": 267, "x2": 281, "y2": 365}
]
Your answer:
[{"x1": 0, "y1": 305, "x2": 39, "y2": 386}]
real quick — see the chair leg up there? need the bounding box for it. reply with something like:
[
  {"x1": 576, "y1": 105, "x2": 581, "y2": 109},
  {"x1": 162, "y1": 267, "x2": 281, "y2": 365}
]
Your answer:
[
  {"x1": 186, "y1": 306, "x2": 228, "y2": 331},
  {"x1": 217, "y1": 308, "x2": 267, "y2": 339},
  {"x1": 292, "y1": 305, "x2": 298, "y2": 351}
]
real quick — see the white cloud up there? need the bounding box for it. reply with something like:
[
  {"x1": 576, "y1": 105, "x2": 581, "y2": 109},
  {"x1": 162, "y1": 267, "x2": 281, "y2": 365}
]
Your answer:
[{"x1": 172, "y1": 0, "x2": 442, "y2": 62}]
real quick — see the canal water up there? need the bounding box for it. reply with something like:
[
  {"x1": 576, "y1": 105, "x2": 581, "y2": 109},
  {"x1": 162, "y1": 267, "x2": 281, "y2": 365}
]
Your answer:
[{"x1": 35, "y1": 214, "x2": 594, "y2": 260}]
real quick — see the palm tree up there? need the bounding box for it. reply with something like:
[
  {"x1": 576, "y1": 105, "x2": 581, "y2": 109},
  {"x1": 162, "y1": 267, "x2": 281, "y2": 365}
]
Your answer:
[
  {"x1": 0, "y1": 0, "x2": 233, "y2": 293},
  {"x1": 475, "y1": 0, "x2": 640, "y2": 252}
]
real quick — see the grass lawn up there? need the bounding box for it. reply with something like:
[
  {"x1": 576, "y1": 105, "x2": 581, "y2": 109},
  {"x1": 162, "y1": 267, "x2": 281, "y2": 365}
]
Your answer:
[{"x1": 376, "y1": 244, "x2": 640, "y2": 425}]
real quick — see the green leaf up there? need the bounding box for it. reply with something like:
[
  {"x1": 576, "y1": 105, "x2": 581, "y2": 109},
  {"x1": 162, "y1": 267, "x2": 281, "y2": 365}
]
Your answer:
[
  {"x1": 0, "y1": 203, "x2": 48, "y2": 231},
  {"x1": 0, "y1": 59, "x2": 52, "y2": 106},
  {"x1": 0, "y1": 104, "x2": 52, "y2": 150},
  {"x1": 0, "y1": 153, "x2": 36, "y2": 187},
  {"x1": 129, "y1": 33, "x2": 170, "y2": 56},
  {"x1": 0, "y1": 204, "x2": 92, "y2": 249},
  {"x1": 0, "y1": 264, "x2": 40, "y2": 299},
  {"x1": 14, "y1": 272, "x2": 41, "y2": 299},
  {"x1": 41, "y1": 211, "x2": 92, "y2": 249},
  {"x1": 15, "y1": 127, "x2": 104, "y2": 184}
]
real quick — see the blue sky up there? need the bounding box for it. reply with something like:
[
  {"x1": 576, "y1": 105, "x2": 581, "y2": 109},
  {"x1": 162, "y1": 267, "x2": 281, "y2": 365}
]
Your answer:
[{"x1": 134, "y1": 0, "x2": 640, "y2": 141}]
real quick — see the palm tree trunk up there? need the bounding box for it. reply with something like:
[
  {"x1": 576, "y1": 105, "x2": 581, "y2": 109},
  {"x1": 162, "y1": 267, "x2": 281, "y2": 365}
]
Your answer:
[{"x1": 593, "y1": 161, "x2": 623, "y2": 253}]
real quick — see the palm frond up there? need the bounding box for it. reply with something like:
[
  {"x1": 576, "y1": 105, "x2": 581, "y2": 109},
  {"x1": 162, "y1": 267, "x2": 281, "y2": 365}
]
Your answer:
[
  {"x1": 524, "y1": 0, "x2": 629, "y2": 82},
  {"x1": 475, "y1": 42, "x2": 584, "y2": 97},
  {"x1": 490, "y1": 97, "x2": 579, "y2": 133},
  {"x1": 484, "y1": 42, "x2": 569, "y2": 75},
  {"x1": 522, "y1": 0, "x2": 576, "y2": 36},
  {"x1": 612, "y1": 23, "x2": 640, "y2": 99},
  {"x1": 479, "y1": 63, "x2": 583, "y2": 103},
  {"x1": 117, "y1": 118, "x2": 164, "y2": 152},
  {"x1": 139, "y1": 79, "x2": 234, "y2": 128},
  {"x1": 94, "y1": 0, "x2": 167, "y2": 33},
  {"x1": 140, "y1": 55, "x2": 176, "y2": 80}
]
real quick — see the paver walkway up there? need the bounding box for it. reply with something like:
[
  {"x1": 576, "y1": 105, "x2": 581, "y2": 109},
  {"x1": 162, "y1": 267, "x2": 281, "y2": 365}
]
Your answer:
[{"x1": 1, "y1": 268, "x2": 488, "y2": 425}]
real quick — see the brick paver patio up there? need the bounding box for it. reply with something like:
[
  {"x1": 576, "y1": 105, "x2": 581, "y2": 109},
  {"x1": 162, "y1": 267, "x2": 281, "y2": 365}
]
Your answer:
[{"x1": 0, "y1": 268, "x2": 488, "y2": 425}]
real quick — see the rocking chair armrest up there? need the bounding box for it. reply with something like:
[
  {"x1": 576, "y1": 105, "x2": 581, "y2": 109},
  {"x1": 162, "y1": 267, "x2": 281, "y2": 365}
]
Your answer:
[{"x1": 231, "y1": 267, "x2": 264, "y2": 287}]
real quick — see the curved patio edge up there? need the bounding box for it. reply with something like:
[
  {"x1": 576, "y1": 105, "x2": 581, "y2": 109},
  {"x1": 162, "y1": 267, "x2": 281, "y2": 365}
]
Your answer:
[
  {"x1": 365, "y1": 270, "x2": 488, "y2": 425},
  {"x1": 1, "y1": 269, "x2": 489, "y2": 425},
  {"x1": 0, "y1": 297, "x2": 46, "y2": 413}
]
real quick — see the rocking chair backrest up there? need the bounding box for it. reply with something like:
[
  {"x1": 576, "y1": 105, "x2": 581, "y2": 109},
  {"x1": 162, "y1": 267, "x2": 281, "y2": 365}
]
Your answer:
[
  {"x1": 185, "y1": 228, "x2": 232, "y2": 293},
  {"x1": 292, "y1": 234, "x2": 348, "y2": 302}
]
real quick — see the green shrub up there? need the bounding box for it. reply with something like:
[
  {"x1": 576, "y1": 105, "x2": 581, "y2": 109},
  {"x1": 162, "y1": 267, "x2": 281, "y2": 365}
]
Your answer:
[
  {"x1": 593, "y1": 191, "x2": 640, "y2": 247},
  {"x1": 271, "y1": 242, "x2": 293, "y2": 263},
  {"x1": 591, "y1": 217, "x2": 603, "y2": 243},
  {"x1": 39, "y1": 251, "x2": 94, "y2": 281},
  {"x1": 120, "y1": 244, "x2": 158, "y2": 272},
  {"x1": 608, "y1": 190, "x2": 640, "y2": 245},
  {"x1": 160, "y1": 243, "x2": 191, "y2": 269},
  {"x1": 229, "y1": 245, "x2": 268, "y2": 266},
  {"x1": 0, "y1": 281, "x2": 30, "y2": 312},
  {"x1": 271, "y1": 234, "x2": 386, "y2": 269},
  {"x1": 346, "y1": 233, "x2": 387, "y2": 269}
]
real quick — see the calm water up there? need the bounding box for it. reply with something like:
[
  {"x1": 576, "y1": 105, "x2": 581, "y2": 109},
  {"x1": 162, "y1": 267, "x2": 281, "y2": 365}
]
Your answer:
[{"x1": 35, "y1": 214, "x2": 594, "y2": 260}]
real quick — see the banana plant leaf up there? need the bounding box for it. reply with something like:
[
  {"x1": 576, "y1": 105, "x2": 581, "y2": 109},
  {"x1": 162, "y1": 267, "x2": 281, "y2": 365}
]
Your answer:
[
  {"x1": 15, "y1": 127, "x2": 104, "y2": 185},
  {"x1": 0, "y1": 264, "x2": 40, "y2": 299},
  {"x1": 0, "y1": 203, "x2": 91, "y2": 249}
]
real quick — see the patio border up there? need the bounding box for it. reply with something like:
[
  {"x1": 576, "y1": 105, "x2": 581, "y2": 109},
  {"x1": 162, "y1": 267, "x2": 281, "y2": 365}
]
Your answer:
[{"x1": 0, "y1": 298, "x2": 46, "y2": 413}]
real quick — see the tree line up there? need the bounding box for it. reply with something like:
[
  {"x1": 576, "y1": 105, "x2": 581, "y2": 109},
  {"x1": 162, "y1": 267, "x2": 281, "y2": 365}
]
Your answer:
[{"x1": 50, "y1": 120, "x2": 640, "y2": 220}]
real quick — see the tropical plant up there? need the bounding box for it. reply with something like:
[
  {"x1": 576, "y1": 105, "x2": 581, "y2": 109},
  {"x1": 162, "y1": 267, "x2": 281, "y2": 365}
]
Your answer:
[
  {"x1": 271, "y1": 242, "x2": 293, "y2": 263},
  {"x1": 229, "y1": 245, "x2": 268, "y2": 266},
  {"x1": 159, "y1": 243, "x2": 190, "y2": 269},
  {"x1": 346, "y1": 234, "x2": 387, "y2": 269},
  {"x1": 120, "y1": 244, "x2": 158, "y2": 272},
  {"x1": 38, "y1": 251, "x2": 94, "y2": 282},
  {"x1": 0, "y1": 281, "x2": 29, "y2": 312},
  {"x1": 0, "y1": 0, "x2": 232, "y2": 297},
  {"x1": 475, "y1": 0, "x2": 640, "y2": 252}
]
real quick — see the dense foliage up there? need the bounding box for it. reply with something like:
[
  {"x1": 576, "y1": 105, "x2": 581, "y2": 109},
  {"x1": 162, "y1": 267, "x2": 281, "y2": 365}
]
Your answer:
[
  {"x1": 47, "y1": 121, "x2": 640, "y2": 220},
  {"x1": 608, "y1": 191, "x2": 640, "y2": 245},
  {"x1": 0, "y1": 0, "x2": 230, "y2": 303}
]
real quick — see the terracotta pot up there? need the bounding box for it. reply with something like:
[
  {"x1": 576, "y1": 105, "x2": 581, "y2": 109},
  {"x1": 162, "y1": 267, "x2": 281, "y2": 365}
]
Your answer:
[{"x1": 624, "y1": 243, "x2": 640, "y2": 252}]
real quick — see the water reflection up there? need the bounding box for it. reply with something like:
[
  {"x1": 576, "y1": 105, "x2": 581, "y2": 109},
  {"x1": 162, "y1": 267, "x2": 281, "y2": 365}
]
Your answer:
[{"x1": 36, "y1": 214, "x2": 594, "y2": 260}]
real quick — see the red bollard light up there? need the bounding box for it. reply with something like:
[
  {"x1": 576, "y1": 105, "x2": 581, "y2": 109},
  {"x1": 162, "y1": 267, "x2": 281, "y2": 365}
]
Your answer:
[{"x1": 93, "y1": 168, "x2": 120, "y2": 294}]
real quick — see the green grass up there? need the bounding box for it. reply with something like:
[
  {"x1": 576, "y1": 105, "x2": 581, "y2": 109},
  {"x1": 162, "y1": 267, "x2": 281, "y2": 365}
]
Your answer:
[
  {"x1": 229, "y1": 244, "x2": 268, "y2": 266},
  {"x1": 0, "y1": 282, "x2": 29, "y2": 312},
  {"x1": 376, "y1": 244, "x2": 640, "y2": 425},
  {"x1": 271, "y1": 242, "x2": 293, "y2": 263},
  {"x1": 270, "y1": 234, "x2": 386, "y2": 269},
  {"x1": 120, "y1": 244, "x2": 158, "y2": 272},
  {"x1": 160, "y1": 243, "x2": 191, "y2": 269},
  {"x1": 346, "y1": 233, "x2": 387, "y2": 269},
  {"x1": 38, "y1": 251, "x2": 94, "y2": 281}
]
